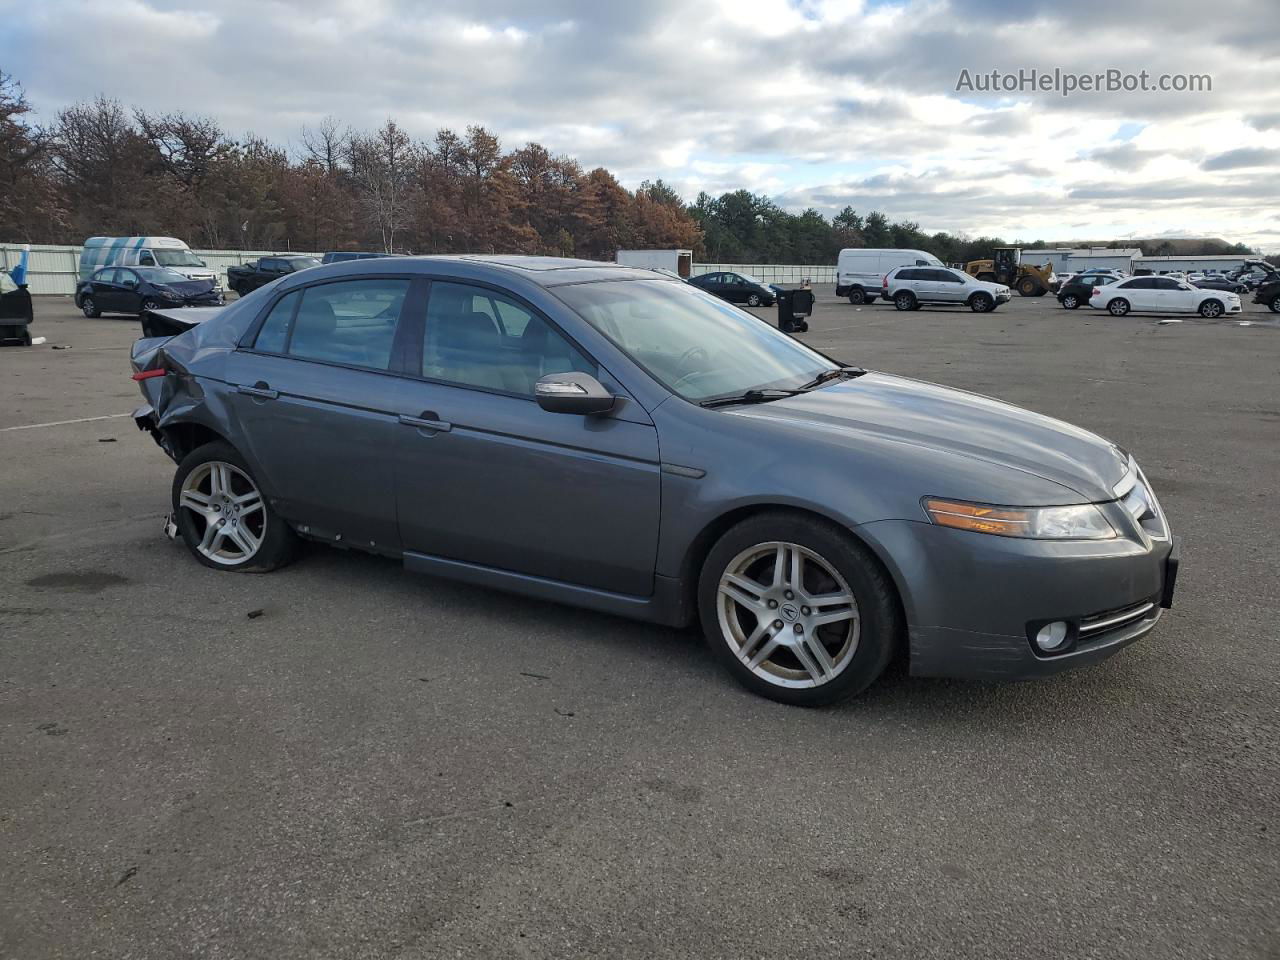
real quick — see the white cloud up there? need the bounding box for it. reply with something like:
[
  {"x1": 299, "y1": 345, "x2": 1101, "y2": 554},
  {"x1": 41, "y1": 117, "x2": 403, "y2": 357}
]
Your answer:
[{"x1": 3, "y1": 0, "x2": 1278, "y2": 250}]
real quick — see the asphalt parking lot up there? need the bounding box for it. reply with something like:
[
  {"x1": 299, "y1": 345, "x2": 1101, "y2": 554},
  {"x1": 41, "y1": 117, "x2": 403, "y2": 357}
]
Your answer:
[{"x1": 2, "y1": 291, "x2": 1277, "y2": 959}]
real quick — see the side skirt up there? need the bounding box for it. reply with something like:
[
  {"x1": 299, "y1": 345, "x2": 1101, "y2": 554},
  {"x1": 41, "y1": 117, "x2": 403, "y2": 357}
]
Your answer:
[{"x1": 403, "y1": 551, "x2": 690, "y2": 628}]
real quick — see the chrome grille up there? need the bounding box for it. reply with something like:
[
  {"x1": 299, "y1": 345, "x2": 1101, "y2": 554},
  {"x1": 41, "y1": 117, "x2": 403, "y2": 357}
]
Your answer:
[
  {"x1": 1113, "y1": 457, "x2": 1168, "y2": 542},
  {"x1": 1079, "y1": 599, "x2": 1158, "y2": 637}
]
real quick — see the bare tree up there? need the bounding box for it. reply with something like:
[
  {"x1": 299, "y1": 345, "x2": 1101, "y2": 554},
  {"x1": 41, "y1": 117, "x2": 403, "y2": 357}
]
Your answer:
[
  {"x1": 346, "y1": 119, "x2": 415, "y2": 253},
  {"x1": 135, "y1": 110, "x2": 232, "y2": 189},
  {"x1": 300, "y1": 115, "x2": 349, "y2": 175}
]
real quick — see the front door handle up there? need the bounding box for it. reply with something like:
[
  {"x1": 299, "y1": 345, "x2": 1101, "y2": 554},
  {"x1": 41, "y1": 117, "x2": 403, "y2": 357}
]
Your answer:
[
  {"x1": 237, "y1": 383, "x2": 278, "y2": 400},
  {"x1": 398, "y1": 412, "x2": 452, "y2": 433}
]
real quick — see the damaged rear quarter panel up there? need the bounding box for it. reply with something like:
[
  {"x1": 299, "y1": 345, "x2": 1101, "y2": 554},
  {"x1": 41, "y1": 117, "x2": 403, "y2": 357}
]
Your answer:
[{"x1": 131, "y1": 298, "x2": 265, "y2": 468}]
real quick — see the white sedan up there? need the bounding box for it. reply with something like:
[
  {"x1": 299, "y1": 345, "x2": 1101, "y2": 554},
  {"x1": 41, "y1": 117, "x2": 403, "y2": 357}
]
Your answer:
[{"x1": 1088, "y1": 275, "x2": 1242, "y2": 318}]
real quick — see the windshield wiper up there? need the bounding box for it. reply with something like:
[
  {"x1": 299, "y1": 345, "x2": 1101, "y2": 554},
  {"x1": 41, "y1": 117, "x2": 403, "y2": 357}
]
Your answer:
[
  {"x1": 699, "y1": 388, "x2": 807, "y2": 408},
  {"x1": 801, "y1": 366, "x2": 867, "y2": 390}
]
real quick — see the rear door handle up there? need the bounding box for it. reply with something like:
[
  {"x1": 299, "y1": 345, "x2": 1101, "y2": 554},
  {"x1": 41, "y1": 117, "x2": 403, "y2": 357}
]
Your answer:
[
  {"x1": 398, "y1": 413, "x2": 452, "y2": 433},
  {"x1": 236, "y1": 384, "x2": 278, "y2": 399}
]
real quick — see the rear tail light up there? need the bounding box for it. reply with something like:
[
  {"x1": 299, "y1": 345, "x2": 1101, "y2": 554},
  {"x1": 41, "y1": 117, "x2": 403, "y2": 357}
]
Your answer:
[
  {"x1": 1092, "y1": 287, "x2": 1100, "y2": 297},
  {"x1": 132, "y1": 368, "x2": 166, "y2": 381},
  {"x1": 882, "y1": 275, "x2": 888, "y2": 289}
]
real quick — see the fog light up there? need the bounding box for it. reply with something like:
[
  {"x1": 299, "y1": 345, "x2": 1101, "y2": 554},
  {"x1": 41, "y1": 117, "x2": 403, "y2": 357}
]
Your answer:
[{"x1": 1035, "y1": 621, "x2": 1070, "y2": 652}]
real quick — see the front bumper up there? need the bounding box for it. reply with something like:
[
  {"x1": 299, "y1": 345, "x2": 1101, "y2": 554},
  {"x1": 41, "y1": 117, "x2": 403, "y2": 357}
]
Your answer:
[{"x1": 857, "y1": 518, "x2": 1179, "y2": 681}]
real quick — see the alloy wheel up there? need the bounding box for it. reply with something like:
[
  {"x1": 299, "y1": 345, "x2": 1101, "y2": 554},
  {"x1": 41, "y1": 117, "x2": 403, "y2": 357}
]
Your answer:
[
  {"x1": 747, "y1": 293, "x2": 761, "y2": 306},
  {"x1": 178, "y1": 461, "x2": 267, "y2": 565},
  {"x1": 81, "y1": 297, "x2": 96, "y2": 317},
  {"x1": 716, "y1": 541, "x2": 860, "y2": 689},
  {"x1": 1062, "y1": 295, "x2": 1078, "y2": 309}
]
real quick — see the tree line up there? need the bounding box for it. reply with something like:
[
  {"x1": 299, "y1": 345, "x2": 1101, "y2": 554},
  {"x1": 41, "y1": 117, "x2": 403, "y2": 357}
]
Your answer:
[{"x1": 0, "y1": 69, "x2": 1265, "y2": 265}]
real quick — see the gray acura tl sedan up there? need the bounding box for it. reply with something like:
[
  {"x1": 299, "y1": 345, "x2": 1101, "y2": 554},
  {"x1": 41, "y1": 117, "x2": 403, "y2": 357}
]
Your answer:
[{"x1": 130, "y1": 256, "x2": 1179, "y2": 706}]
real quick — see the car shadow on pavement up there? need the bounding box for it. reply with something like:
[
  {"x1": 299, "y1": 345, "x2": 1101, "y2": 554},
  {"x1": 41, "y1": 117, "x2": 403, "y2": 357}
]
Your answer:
[{"x1": 284, "y1": 541, "x2": 1142, "y2": 729}]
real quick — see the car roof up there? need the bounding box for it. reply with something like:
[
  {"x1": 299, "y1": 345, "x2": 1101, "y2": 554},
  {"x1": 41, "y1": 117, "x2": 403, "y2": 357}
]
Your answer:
[{"x1": 262, "y1": 254, "x2": 679, "y2": 292}]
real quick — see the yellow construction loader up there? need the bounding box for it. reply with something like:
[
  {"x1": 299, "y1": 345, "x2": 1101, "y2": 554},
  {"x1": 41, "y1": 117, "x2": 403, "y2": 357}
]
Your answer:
[{"x1": 965, "y1": 247, "x2": 1053, "y2": 296}]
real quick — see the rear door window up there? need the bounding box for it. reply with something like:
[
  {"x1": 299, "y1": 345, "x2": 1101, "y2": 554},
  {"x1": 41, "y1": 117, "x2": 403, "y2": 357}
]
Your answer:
[{"x1": 286, "y1": 279, "x2": 409, "y2": 370}]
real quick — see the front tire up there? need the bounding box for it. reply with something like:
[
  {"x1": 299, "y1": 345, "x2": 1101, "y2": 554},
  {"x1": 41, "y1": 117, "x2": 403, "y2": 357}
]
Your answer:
[
  {"x1": 698, "y1": 512, "x2": 901, "y2": 707},
  {"x1": 969, "y1": 292, "x2": 994, "y2": 312},
  {"x1": 1108, "y1": 298, "x2": 1130, "y2": 316},
  {"x1": 893, "y1": 291, "x2": 916, "y2": 311},
  {"x1": 1269, "y1": 297, "x2": 1280, "y2": 314},
  {"x1": 1017, "y1": 277, "x2": 1039, "y2": 297},
  {"x1": 1198, "y1": 299, "x2": 1224, "y2": 319},
  {"x1": 171, "y1": 441, "x2": 296, "y2": 572},
  {"x1": 747, "y1": 293, "x2": 761, "y2": 307},
  {"x1": 81, "y1": 296, "x2": 101, "y2": 318}
]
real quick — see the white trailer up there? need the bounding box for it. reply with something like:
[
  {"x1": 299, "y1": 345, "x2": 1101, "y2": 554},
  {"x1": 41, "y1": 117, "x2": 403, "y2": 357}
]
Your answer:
[{"x1": 616, "y1": 249, "x2": 693, "y2": 278}]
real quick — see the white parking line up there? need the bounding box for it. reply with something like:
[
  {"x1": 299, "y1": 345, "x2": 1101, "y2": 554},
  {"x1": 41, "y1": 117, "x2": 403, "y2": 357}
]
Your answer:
[{"x1": 0, "y1": 413, "x2": 131, "y2": 432}]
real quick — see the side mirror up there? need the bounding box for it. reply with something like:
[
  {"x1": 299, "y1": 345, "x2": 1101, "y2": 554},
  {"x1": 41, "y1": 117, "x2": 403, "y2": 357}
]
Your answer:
[{"x1": 535, "y1": 372, "x2": 615, "y2": 416}]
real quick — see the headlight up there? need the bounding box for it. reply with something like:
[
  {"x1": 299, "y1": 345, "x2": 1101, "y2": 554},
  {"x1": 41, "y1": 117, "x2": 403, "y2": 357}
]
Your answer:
[{"x1": 923, "y1": 498, "x2": 1115, "y2": 540}]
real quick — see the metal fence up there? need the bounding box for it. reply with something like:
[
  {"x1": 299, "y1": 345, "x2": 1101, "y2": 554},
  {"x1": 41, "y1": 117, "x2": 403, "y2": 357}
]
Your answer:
[
  {"x1": 2, "y1": 242, "x2": 838, "y2": 295},
  {"x1": 691, "y1": 263, "x2": 837, "y2": 283}
]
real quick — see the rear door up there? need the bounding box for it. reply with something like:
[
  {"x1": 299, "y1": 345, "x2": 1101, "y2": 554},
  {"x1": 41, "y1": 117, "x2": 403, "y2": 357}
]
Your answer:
[
  {"x1": 223, "y1": 275, "x2": 420, "y2": 551},
  {"x1": 393, "y1": 279, "x2": 661, "y2": 596},
  {"x1": 929, "y1": 268, "x2": 966, "y2": 302},
  {"x1": 1115, "y1": 278, "x2": 1152, "y2": 309},
  {"x1": 254, "y1": 258, "x2": 288, "y2": 291}
]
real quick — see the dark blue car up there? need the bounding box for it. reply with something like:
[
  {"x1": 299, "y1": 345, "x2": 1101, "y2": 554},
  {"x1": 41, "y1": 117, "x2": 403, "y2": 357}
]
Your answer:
[{"x1": 76, "y1": 266, "x2": 223, "y2": 317}]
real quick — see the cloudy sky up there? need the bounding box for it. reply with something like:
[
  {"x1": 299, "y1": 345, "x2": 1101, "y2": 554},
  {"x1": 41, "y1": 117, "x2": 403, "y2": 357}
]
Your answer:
[{"x1": 3, "y1": 0, "x2": 1278, "y2": 250}]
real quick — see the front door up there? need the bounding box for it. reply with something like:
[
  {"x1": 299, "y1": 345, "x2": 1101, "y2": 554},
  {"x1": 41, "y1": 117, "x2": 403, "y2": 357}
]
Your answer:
[
  {"x1": 393, "y1": 280, "x2": 662, "y2": 597},
  {"x1": 116, "y1": 268, "x2": 144, "y2": 313},
  {"x1": 931, "y1": 269, "x2": 965, "y2": 302},
  {"x1": 223, "y1": 276, "x2": 419, "y2": 552}
]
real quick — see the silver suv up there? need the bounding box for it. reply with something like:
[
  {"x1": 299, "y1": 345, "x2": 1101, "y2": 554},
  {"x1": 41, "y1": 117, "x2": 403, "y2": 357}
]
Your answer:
[{"x1": 883, "y1": 266, "x2": 1012, "y2": 313}]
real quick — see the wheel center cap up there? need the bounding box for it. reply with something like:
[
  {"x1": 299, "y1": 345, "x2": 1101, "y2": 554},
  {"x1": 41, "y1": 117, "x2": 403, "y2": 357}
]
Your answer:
[{"x1": 780, "y1": 603, "x2": 800, "y2": 622}]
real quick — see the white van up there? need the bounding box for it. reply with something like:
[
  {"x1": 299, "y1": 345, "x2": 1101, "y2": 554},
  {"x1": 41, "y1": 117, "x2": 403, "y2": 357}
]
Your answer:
[
  {"x1": 836, "y1": 248, "x2": 943, "y2": 304},
  {"x1": 79, "y1": 237, "x2": 218, "y2": 287}
]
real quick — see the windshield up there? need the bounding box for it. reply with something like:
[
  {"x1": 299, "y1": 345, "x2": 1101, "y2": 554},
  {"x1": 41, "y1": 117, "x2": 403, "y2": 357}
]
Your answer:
[
  {"x1": 136, "y1": 267, "x2": 191, "y2": 284},
  {"x1": 291, "y1": 257, "x2": 321, "y2": 270},
  {"x1": 153, "y1": 248, "x2": 204, "y2": 267},
  {"x1": 557, "y1": 279, "x2": 835, "y2": 402},
  {"x1": 741, "y1": 274, "x2": 768, "y2": 285}
]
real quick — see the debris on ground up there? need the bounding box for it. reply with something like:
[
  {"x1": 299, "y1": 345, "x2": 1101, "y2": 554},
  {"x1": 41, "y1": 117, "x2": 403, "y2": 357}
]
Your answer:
[
  {"x1": 519, "y1": 671, "x2": 550, "y2": 680},
  {"x1": 51, "y1": 344, "x2": 71, "y2": 350},
  {"x1": 246, "y1": 608, "x2": 265, "y2": 620},
  {"x1": 115, "y1": 866, "x2": 138, "y2": 887}
]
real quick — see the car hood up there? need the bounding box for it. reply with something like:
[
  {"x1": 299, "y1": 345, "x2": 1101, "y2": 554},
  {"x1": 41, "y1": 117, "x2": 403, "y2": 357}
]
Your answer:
[
  {"x1": 730, "y1": 372, "x2": 1128, "y2": 502},
  {"x1": 156, "y1": 279, "x2": 218, "y2": 296}
]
